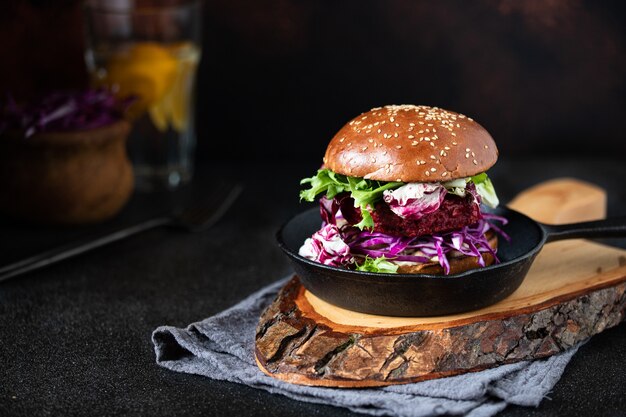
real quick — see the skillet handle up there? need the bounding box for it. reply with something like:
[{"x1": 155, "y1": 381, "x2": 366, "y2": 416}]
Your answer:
[{"x1": 543, "y1": 216, "x2": 626, "y2": 243}]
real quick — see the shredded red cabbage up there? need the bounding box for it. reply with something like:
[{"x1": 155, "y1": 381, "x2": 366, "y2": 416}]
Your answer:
[
  {"x1": 342, "y1": 215, "x2": 508, "y2": 274},
  {"x1": 300, "y1": 193, "x2": 510, "y2": 275},
  {"x1": 382, "y1": 182, "x2": 447, "y2": 219},
  {"x1": 320, "y1": 194, "x2": 361, "y2": 226},
  {"x1": 0, "y1": 90, "x2": 133, "y2": 138},
  {"x1": 298, "y1": 223, "x2": 354, "y2": 267}
]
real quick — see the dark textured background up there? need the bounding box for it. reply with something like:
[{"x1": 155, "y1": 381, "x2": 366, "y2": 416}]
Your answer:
[{"x1": 0, "y1": 0, "x2": 625, "y2": 162}]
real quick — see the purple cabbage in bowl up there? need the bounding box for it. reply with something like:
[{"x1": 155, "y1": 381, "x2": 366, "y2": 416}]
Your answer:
[{"x1": 0, "y1": 89, "x2": 133, "y2": 138}]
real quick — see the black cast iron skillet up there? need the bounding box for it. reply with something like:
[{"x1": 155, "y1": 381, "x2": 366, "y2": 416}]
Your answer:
[{"x1": 277, "y1": 207, "x2": 626, "y2": 317}]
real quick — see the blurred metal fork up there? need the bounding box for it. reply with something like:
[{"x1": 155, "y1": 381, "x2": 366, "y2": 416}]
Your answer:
[{"x1": 0, "y1": 181, "x2": 243, "y2": 283}]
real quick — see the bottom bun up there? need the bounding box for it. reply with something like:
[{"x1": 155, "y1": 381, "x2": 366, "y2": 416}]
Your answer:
[{"x1": 396, "y1": 232, "x2": 498, "y2": 275}]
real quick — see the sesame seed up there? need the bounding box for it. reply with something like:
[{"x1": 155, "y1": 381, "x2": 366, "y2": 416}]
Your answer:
[
  {"x1": 368, "y1": 138, "x2": 373, "y2": 143},
  {"x1": 347, "y1": 142, "x2": 352, "y2": 146},
  {"x1": 484, "y1": 145, "x2": 489, "y2": 149},
  {"x1": 362, "y1": 146, "x2": 368, "y2": 151},
  {"x1": 451, "y1": 132, "x2": 456, "y2": 136},
  {"x1": 452, "y1": 141, "x2": 457, "y2": 145},
  {"x1": 424, "y1": 137, "x2": 430, "y2": 141},
  {"x1": 430, "y1": 155, "x2": 436, "y2": 160},
  {"x1": 430, "y1": 167, "x2": 437, "y2": 172},
  {"x1": 442, "y1": 172, "x2": 448, "y2": 177},
  {"x1": 394, "y1": 133, "x2": 399, "y2": 137},
  {"x1": 339, "y1": 137, "x2": 345, "y2": 142},
  {"x1": 377, "y1": 129, "x2": 382, "y2": 133},
  {"x1": 396, "y1": 145, "x2": 402, "y2": 149},
  {"x1": 471, "y1": 152, "x2": 475, "y2": 157},
  {"x1": 408, "y1": 135, "x2": 415, "y2": 139},
  {"x1": 466, "y1": 148, "x2": 471, "y2": 152},
  {"x1": 409, "y1": 123, "x2": 415, "y2": 126},
  {"x1": 366, "y1": 130, "x2": 371, "y2": 133},
  {"x1": 411, "y1": 141, "x2": 418, "y2": 146},
  {"x1": 396, "y1": 178, "x2": 402, "y2": 182},
  {"x1": 429, "y1": 142, "x2": 435, "y2": 147},
  {"x1": 465, "y1": 153, "x2": 470, "y2": 158},
  {"x1": 473, "y1": 159, "x2": 478, "y2": 165},
  {"x1": 425, "y1": 171, "x2": 430, "y2": 176},
  {"x1": 444, "y1": 146, "x2": 450, "y2": 150}
]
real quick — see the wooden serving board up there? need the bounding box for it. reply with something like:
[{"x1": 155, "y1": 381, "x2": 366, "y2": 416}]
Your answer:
[{"x1": 255, "y1": 179, "x2": 626, "y2": 387}]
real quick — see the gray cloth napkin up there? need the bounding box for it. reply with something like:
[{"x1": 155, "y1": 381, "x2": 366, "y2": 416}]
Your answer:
[{"x1": 152, "y1": 277, "x2": 579, "y2": 417}]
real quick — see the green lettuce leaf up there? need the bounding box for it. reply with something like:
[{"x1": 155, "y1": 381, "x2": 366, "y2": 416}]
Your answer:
[
  {"x1": 300, "y1": 169, "x2": 402, "y2": 229},
  {"x1": 470, "y1": 173, "x2": 499, "y2": 208},
  {"x1": 355, "y1": 256, "x2": 399, "y2": 273}
]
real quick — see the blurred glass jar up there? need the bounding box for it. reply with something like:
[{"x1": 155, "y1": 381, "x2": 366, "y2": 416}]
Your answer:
[{"x1": 83, "y1": 0, "x2": 202, "y2": 190}]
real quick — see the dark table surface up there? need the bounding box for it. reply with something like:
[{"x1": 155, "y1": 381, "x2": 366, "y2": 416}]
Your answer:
[{"x1": 1, "y1": 157, "x2": 625, "y2": 417}]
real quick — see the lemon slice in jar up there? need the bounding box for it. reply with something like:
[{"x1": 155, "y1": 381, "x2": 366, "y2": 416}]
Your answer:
[
  {"x1": 148, "y1": 43, "x2": 200, "y2": 132},
  {"x1": 104, "y1": 42, "x2": 177, "y2": 118}
]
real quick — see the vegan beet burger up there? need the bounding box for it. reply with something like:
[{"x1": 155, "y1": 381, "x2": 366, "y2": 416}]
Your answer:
[{"x1": 298, "y1": 105, "x2": 508, "y2": 275}]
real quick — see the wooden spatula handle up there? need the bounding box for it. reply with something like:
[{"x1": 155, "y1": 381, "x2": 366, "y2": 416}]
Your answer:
[{"x1": 507, "y1": 178, "x2": 606, "y2": 225}]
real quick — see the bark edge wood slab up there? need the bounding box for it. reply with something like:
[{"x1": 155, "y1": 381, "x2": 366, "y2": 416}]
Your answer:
[{"x1": 255, "y1": 274, "x2": 626, "y2": 387}]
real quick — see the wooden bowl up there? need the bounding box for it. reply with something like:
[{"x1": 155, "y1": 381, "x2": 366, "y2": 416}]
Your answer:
[{"x1": 0, "y1": 120, "x2": 134, "y2": 224}]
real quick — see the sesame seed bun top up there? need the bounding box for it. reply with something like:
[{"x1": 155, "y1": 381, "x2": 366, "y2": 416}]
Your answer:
[{"x1": 323, "y1": 105, "x2": 498, "y2": 182}]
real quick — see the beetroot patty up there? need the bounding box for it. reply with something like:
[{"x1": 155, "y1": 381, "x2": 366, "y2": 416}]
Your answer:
[{"x1": 371, "y1": 193, "x2": 481, "y2": 238}]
